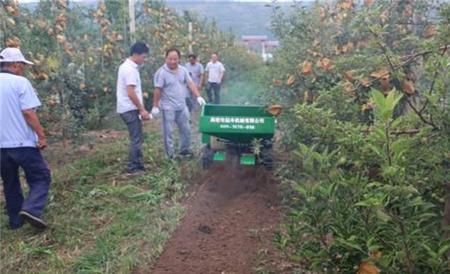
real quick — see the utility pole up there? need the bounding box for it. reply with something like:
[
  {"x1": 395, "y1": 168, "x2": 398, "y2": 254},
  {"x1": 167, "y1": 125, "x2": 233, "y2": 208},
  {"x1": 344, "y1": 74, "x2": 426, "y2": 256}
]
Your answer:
[
  {"x1": 129, "y1": 0, "x2": 136, "y2": 36},
  {"x1": 188, "y1": 21, "x2": 193, "y2": 53}
]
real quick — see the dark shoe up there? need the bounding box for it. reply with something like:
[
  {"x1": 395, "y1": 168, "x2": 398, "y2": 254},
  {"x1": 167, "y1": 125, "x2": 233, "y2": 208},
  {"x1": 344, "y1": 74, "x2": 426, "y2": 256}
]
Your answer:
[
  {"x1": 10, "y1": 221, "x2": 24, "y2": 230},
  {"x1": 179, "y1": 150, "x2": 194, "y2": 158},
  {"x1": 19, "y1": 211, "x2": 47, "y2": 229},
  {"x1": 125, "y1": 169, "x2": 145, "y2": 176}
]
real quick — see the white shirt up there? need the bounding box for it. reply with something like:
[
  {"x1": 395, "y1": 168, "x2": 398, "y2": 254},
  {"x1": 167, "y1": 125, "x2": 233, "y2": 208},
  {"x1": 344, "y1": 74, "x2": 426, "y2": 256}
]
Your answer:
[
  {"x1": 205, "y1": 61, "x2": 225, "y2": 84},
  {"x1": 116, "y1": 58, "x2": 143, "y2": 114},
  {"x1": 0, "y1": 72, "x2": 41, "y2": 148}
]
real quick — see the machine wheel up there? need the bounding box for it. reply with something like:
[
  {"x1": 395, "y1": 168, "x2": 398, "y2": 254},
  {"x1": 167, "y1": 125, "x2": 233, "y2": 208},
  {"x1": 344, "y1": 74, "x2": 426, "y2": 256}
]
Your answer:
[
  {"x1": 201, "y1": 145, "x2": 214, "y2": 169},
  {"x1": 259, "y1": 148, "x2": 274, "y2": 170}
]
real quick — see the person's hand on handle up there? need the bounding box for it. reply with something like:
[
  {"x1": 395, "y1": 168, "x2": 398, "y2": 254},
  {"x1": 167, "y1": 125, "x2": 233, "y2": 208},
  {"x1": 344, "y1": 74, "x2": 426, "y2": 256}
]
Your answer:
[
  {"x1": 197, "y1": 96, "x2": 206, "y2": 106},
  {"x1": 151, "y1": 106, "x2": 161, "y2": 118}
]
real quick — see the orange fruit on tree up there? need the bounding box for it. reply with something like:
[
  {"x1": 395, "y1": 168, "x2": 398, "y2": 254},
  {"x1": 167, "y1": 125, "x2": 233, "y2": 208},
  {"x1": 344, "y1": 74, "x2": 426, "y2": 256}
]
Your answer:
[
  {"x1": 286, "y1": 74, "x2": 296, "y2": 86},
  {"x1": 357, "y1": 261, "x2": 380, "y2": 274},
  {"x1": 301, "y1": 60, "x2": 313, "y2": 75},
  {"x1": 402, "y1": 80, "x2": 415, "y2": 95}
]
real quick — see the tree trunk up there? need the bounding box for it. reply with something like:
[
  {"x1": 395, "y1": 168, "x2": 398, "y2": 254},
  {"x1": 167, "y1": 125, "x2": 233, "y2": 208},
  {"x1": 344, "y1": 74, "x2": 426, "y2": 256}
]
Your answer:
[{"x1": 442, "y1": 183, "x2": 450, "y2": 270}]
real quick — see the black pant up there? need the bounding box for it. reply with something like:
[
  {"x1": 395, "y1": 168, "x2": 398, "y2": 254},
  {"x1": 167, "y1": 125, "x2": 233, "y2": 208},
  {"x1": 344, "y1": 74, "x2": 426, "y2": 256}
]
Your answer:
[
  {"x1": 1, "y1": 147, "x2": 51, "y2": 228},
  {"x1": 206, "y1": 82, "x2": 221, "y2": 104},
  {"x1": 120, "y1": 110, "x2": 144, "y2": 171},
  {"x1": 185, "y1": 96, "x2": 198, "y2": 113}
]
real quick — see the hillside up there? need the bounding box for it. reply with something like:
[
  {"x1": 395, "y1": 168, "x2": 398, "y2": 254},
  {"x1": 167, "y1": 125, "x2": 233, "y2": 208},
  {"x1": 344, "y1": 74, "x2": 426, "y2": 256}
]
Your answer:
[
  {"x1": 166, "y1": 1, "x2": 293, "y2": 39},
  {"x1": 19, "y1": 1, "x2": 294, "y2": 40}
]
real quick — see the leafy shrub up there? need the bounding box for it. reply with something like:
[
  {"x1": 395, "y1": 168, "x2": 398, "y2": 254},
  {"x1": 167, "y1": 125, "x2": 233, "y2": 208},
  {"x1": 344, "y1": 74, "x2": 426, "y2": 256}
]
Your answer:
[{"x1": 266, "y1": 1, "x2": 450, "y2": 273}]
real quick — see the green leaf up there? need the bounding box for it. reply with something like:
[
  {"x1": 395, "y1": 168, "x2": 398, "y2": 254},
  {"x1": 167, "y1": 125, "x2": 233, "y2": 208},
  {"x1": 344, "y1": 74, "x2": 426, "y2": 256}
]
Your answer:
[
  {"x1": 438, "y1": 244, "x2": 450, "y2": 257},
  {"x1": 413, "y1": 212, "x2": 438, "y2": 221},
  {"x1": 293, "y1": 183, "x2": 308, "y2": 196},
  {"x1": 371, "y1": 89, "x2": 386, "y2": 120},
  {"x1": 376, "y1": 209, "x2": 392, "y2": 222},
  {"x1": 423, "y1": 243, "x2": 438, "y2": 259},
  {"x1": 386, "y1": 89, "x2": 403, "y2": 110},
  {"x1": 355, "y1": 201, "x2": 371, "y2": 207},
  {"x1": 390, "y1": 138, "x2": 410, "y2": 157},
  {"x1": 336, "y1": 237, "x2": 364, "y2": 252},
  {"x1": 390, "y1": 118, "x2": 402, "y2": 129},
  {"x1": 368, "y1": 144, "x2": 383, "y2": 157}
]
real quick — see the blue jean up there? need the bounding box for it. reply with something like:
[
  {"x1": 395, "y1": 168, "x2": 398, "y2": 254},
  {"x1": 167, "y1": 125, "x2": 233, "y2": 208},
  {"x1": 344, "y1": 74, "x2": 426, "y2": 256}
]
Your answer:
[
  {"x1": 206, "y1": 82, "x2": 221, "y2": 104},
  {"x1": 120, "y1": 110, "x2": 144, "y2": 171},
  {"x1": 1, "y1": 147, "x2": 51, "y2": 228},
  {"x1": 161, "y1": 107, "x2": 191, "y2": 158}
]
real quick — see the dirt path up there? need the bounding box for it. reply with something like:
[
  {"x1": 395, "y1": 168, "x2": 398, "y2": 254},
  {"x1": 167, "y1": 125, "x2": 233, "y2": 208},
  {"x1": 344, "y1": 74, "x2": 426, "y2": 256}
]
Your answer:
[{"x1": 148, "y1": 159, "x2": 282, "y2": 274}]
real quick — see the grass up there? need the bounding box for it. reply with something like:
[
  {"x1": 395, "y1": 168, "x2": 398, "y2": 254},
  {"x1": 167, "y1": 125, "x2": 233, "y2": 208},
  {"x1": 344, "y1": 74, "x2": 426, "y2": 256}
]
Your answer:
[
  {"x1": 1, "y1": 67, "x2": 269, "y2": 273},
  {"x1": 0, "y1": 119, "x2": 197, "y2": 274}
]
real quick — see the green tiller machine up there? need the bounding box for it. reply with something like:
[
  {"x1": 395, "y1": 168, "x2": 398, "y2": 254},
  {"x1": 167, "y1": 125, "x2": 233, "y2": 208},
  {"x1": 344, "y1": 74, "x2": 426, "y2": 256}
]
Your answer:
[{"x1": 198, "y1": 104, "x2": 281, "y2": 168}]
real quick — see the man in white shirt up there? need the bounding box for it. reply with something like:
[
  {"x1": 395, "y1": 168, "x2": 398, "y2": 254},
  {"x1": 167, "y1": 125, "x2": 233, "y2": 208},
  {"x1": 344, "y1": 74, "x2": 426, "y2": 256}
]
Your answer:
[
  {"x1": 116, "y1": 42, "x2": 150, "y2": 174},
  {"x1": 205, "y1": 52, "x2": 225, "y2": 104},
  {"x1": 0, "y1": 47, "x2": 51, "y2": 229}
]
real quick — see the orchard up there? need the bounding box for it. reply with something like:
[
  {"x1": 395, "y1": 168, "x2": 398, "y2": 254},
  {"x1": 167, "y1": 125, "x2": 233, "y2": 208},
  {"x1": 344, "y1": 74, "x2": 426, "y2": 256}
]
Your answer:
[{"x1": 1, "y1": 0, "x2": 449, "y2": 273}]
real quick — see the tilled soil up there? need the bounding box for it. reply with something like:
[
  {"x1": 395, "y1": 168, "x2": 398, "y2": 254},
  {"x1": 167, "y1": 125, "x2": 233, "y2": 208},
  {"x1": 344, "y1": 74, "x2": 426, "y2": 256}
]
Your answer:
[{"x1": 149, "y1": 158, "x2": 282, "y2": 274}]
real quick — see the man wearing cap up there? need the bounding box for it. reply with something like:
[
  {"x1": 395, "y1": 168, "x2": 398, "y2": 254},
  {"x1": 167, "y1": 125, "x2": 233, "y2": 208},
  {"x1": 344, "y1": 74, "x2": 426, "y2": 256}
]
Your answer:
[
  {"x1": 0, "y1": 47, "x2": 51, "y2": 229},
  {"x1": 116, "y1": 42, "x2": 150, "y2": 175},
  {"x1": 152, "y1": 48, "x2": 206, "y2": 159}
]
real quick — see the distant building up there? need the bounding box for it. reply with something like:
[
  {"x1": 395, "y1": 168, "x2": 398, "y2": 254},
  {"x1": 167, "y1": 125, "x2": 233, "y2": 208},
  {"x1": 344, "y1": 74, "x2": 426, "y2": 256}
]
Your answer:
[
  {"x1": 242, "y1": 35, "x2": 268, "y2": 44},
  {"x1": 241, "y1": 35, "x2": 279, "y2": 62}
]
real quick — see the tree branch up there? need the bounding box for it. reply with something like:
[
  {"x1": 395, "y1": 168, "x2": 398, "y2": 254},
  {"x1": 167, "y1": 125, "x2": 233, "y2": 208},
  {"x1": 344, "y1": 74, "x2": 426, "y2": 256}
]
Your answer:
[
  {"x1": 349, "y1": 45, "x2": 448, "y2": 94},
  {"x1": 428, "y1": 45, "x2": 448, "y2": 95},
  {"x1": 406, "y1": 99, "x2": 439, "y2": 129}
]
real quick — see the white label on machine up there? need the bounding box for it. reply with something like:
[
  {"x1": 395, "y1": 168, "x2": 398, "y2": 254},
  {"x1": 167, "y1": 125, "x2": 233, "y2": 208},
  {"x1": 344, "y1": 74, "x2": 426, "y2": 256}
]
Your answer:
[{"x1": 210, "y1": 117, "x2": 264, "y2": 124}]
